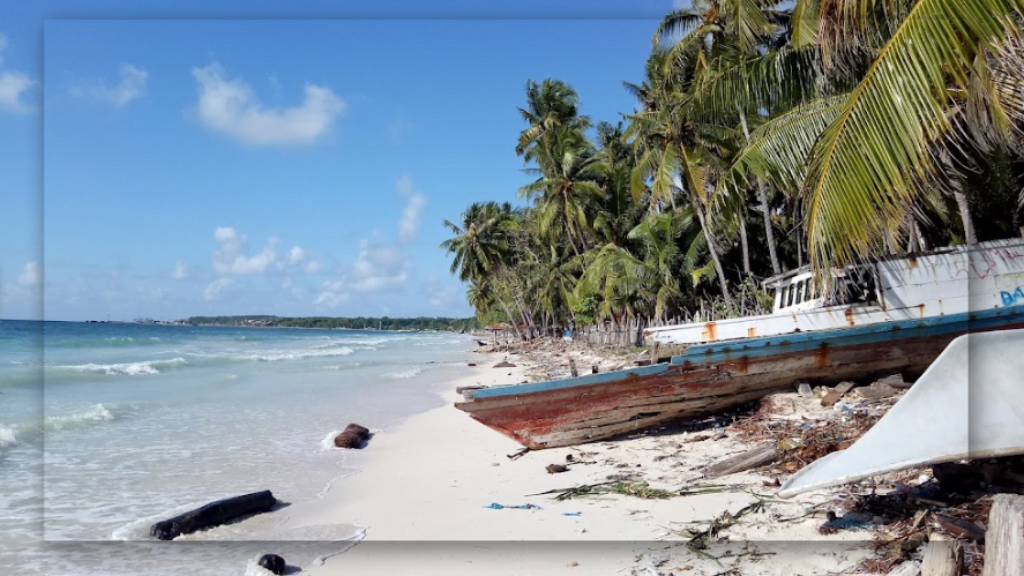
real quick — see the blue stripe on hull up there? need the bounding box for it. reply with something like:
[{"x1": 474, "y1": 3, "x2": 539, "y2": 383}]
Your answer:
[
  {"x1": 671, "y1": 305, "x2": 1024, "y2": 365},
  {"x1": 470, "y1": 363, "x2": 669, "y2": 400}
]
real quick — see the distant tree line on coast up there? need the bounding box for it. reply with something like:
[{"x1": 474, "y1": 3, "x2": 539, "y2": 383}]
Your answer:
[
  {"x1": 186, "y1": 316, "x2": 479, "y2": 332},
  {"x1": 441, "y1": 1, "x2": 1024, "y2": 340}
]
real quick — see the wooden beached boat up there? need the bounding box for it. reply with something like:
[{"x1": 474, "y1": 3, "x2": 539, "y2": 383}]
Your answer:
[{"x1": 455, "y1": 238, "x2": 1024, "y2": 449}]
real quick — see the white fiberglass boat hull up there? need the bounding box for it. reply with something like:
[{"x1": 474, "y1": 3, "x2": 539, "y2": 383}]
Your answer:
[{"x1": 778, "y1": 329, "x2": 1024, "y2": 498}]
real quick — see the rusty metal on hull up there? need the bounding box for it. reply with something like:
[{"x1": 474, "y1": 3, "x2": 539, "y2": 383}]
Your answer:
[{"x1": 455, "y1": 317, "x2": 1024, "y2": 449}]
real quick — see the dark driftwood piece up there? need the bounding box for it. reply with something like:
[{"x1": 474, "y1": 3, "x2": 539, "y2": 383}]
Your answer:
[
  {"x1": 984, "y1": 494, "x2": 1024, "y2": 576},
  {"x1": 705, "y1": 445, "x2": 778, "y2": 478},
  {"x1": 258, "y1": 554, "x2": 286, "y2": 575},
  {"x1": 150, "y1": 490, "x2": 277, "y2": 540}
]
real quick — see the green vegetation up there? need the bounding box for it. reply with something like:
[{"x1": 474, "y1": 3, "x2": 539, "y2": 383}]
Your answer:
[
  {"x1": 186, "y1": 316, "x2": 478, "y2": 332},
  {"x1": 442, "y1": 1, "x2": 1024, "y2": 336}
]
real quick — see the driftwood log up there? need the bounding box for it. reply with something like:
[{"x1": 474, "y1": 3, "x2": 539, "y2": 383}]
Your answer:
[
  {"x1": 150, "y1": 490, "x2": 276, "y2": 540},
  {"x1": 984, "y1": 494, "x2": 1024, "y2": 576},
  {"x1": 705, "y1": 445, "x2": 778, "y2": 478}
]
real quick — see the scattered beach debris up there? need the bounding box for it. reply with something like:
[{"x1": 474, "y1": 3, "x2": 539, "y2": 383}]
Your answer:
[
  {"x1": 257, "y1": 553, "x2": 286, "y2": 575},
  {"x1": 530, "y1": 481, "x2": 677, "y2": 501},
  {"x1": 818, "y1": 510, "x2": 884, "y2": 534},
  {"x1": 493, "y1": 360, "x2": 516, "y2": 368},
  {"x1": 484, "y1": 502, "x2": 540, "y2": 510},
  {"x1": 334, "y1": 423, "x2": 372, "y2": 449},
  {"x1": 150, "y1": 490, "x2": 277, "y2": 540},
  {"x1": 546, "y1": 463, "x2": 569, "y2": 474},
  {"x1": 682, "y1": 499, "x2": 765, "y2": 550},
  {"x1": 820, "y1": 381, "x2": 856, "y2": 407},
  {"x1": 562, "y1": 511, "x2": 581, "y2": 516},
  {"x1": 507, "y1": 447, "x2": 530, "y2": 460},
  {"x1": 704, "y1": 444, "x2": 779, "y2": 478},
  {"x1": 796, "y1": 383, "x2": 813, "y2": 398},
  {"x1": 467, "y1": 362, "x2": 477, "y2": 367}
]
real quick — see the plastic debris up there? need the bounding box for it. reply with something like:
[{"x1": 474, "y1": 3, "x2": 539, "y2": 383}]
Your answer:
[
  {"x1": 484, "y1": 502, "x2": 540, "y2": 510},
  {"x1": 561, "y1": 512, "x2": 581, "y2": 516}
]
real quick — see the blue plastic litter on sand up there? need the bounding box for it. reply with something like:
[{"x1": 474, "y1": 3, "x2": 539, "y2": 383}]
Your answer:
[
  {"x1": 561, "y1": 512, "x2": 581, "y2": 517},
  {"x1": 485, "y1": 502, "x2": 540, "y2": 510}
]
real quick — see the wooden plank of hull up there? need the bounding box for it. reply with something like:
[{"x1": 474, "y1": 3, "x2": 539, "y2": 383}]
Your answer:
[{"x1": 457, "y1": 319, "x2": 1024, "y2": 449}]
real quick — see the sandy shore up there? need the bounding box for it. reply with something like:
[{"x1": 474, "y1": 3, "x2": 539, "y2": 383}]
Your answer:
[{"x1": 262, "y1": 350, "x2": 877, "y2": 575}]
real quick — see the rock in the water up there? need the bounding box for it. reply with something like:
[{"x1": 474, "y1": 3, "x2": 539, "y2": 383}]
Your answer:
[
  {"x1": 334, "y1": 423, "x2": 371, "y2": 449},
  {"x1": 494, "y1": 360, "x2": 516, "y2": 368},
  {"x1": 546, "y1": 464, "x2": 569, "y2": 474},
  {"x1": 258, "y1": 554, "x2": 286, "y2": 575}
]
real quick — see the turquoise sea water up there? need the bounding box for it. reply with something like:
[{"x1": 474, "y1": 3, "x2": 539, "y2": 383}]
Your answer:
[{"x1": 0, "y1": 320, "x2": 476, "y2": 575}]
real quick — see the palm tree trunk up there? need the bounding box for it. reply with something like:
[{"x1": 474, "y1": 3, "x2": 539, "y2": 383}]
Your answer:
[
  {"x1": 690, "y1": 191, "x2": 734, "y2": 310},
  {"x1": 739, "y1": 108, "x2": 782, "y2": 275},
  {"x1": 954, "y1": 190, "x2": 977, "y2": 245},
  {"x1": 738, "y1": 208, "x2": 751, "y2": 276}
]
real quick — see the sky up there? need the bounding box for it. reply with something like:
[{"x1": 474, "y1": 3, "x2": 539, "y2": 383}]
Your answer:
[{"x1": 0, "y1": 1, "x2": 681, "y2": 322}]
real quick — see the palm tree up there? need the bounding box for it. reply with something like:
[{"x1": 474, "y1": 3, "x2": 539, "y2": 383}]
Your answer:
[{"x1": 516, "y1": 79, "x2": 592, "y2": 164}]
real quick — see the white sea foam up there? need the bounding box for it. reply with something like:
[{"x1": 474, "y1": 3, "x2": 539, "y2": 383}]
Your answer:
[
  {"x1": 45, "y1": 404, "x2": 114, "y2": 432},
  {"x1": 0, "y1": 424, "x2": 18, "y2": 449},
  {"x1": 55, "y1": 357, "x2": 187, "y2": 376},
  {"x1": 386, "y1": 367, "x2": 423, "y2": 379}
]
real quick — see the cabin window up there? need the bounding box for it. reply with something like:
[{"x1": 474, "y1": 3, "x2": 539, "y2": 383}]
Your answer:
[
  {"x1": 778, "y1": 286, "x2": 787, "y2": 308},
  {"x1": 797, "y1": 281, "x2": 806, "y2": 304},
  {"x1": 787, "y1": 283, "x2": 795, "y2": 307}
]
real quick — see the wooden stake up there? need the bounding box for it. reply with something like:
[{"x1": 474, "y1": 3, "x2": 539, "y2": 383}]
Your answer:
[
  {"x1": 920, "y1": 534, "x2": 961, "y2": 576},
  {"x1": 984, "y1": 494, "x2": 1024, "y2": 576}
]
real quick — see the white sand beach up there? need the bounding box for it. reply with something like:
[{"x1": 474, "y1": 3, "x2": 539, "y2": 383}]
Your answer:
[{"x1": 273, "y1": 351, "x2": 877, "y2": 576}]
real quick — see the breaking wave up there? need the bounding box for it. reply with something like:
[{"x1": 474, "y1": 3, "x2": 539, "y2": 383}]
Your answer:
[
  {"x1": 45, "y1": 403, "x2": 114, "y2": 432},
  {"x1": 51, "y1": 358, "x2": 188, "y2": 376},
  {"x1": 385, "y1": 368, "x2": 423, "y2": 380}
]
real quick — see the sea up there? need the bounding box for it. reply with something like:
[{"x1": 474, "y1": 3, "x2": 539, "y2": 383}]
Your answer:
[{"x1": 0, "y1": 319, "x2": 478, "y2": 575}]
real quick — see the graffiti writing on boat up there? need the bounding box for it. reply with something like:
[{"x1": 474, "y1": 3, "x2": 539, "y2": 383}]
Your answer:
[{"x1": 1002, "y1": 287, "x2": 1024, "y2": 306}]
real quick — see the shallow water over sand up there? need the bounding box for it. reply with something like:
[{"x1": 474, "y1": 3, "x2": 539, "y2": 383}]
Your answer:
[{"x1": 0, "y1": 320, "x2": 474, "y2": 575}]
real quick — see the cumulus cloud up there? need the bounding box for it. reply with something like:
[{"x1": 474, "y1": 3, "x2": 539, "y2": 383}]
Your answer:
[
  {"x1": 396, "y1": 175, "x2": 426, "y2": 243},
  {"x1": 203, "y1": 278, "x2": 232, "y2": 301},
  {"x1": 212, "y1": 226, "x2": 280, "y2": 275},
  {"x1": 314, "y1": 280, "x2": 349, "y2": 308},
  {"x1": 171, "y1": 261, "x2": 188, "y2": 279},
  {"x1": 71, "y1": 64, "x2": 148, "y2": 107},
  {"x1": 0, "y1": 71, "x2": 35, "y2": 114},
  {"x1": 192, "y1": 63, "x2": 345, "y2": 147},
  {"x1": 304, "y1": 260, "x2": 322, "y2": 274},
  {"x1": 288, "y1": 246, "x2": 306, "y2": 264},
  {"x1": 17, "y1": 261, "x2": 40, "y2": 287}
]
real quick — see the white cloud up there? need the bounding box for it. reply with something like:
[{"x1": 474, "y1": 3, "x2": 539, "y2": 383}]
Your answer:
[
  {"x1": 171, "y1": 261, "x2": 188, "y2": 279},
  {"x1": 192, "y1": 63, "x2": 345, "y2": 147},
  {"x1": 396, "y1": 175, "x2": 426, "y2": 243},
  {"x1": 313, "y1": 237, "x2": 410, "y2": 308},
  {"x1": 314, "y1": 280, "x2": 350, "y2": 308},
  {"x1": 17, "y1": 261, "x2": 40, "y2": 287},
  {"x1": 0, "y1": 70, "x2": 35, "y2": 114},
  {"x1": 212, "y1": 226, "x2": 280, "y2": 275},
  {"x1": 203, "y1": 278, "x2": 232, "y2": 301},
  {"x1": 70, "y1": 64, "x2": 148, "y2": 107},
  {"x1": 288, "y1": 246, "x2": 306, "y2": 264},
  {"x1": 304, "y1": 260, "x2": 322, "y2": 274}
]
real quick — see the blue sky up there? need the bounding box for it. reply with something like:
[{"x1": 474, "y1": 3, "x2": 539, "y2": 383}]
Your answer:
[{"x1": 1, "y1": 1, "x2": 679, "y2": 321}]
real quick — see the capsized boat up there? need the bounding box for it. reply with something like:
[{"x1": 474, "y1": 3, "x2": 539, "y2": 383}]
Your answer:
[
  {"x1": 778, "y1": 329, "x2": 1024, "y2": 498},
  {"x1": 456, "y1": 239, "x2": 1024, "y2": 449}
]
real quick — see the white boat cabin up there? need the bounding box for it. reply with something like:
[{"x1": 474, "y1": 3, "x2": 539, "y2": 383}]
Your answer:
[{"x1": 646, "y1": 237, "x2": 1024, "y2": 346}]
